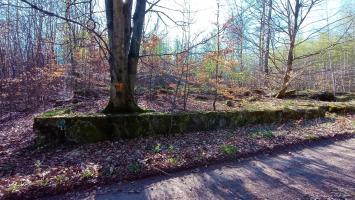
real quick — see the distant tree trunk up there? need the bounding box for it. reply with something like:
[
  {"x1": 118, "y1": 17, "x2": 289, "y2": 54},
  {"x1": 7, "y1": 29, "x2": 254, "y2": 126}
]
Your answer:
[
  {"x1": 240, "y1": 30, "x2": 244, "y2": 71},
  {"x1": 259, "y1": 0, "x2": 266, "y2": 71},
  {"x1": 64, "y1": 0, "x2": 79, "y2": 98},
  {"x1": 213, "y1": 2, "x2": 220, "y2": 111},
  {"x1": 239, "y1": 0, "x2": 245, "y2": 72},
  {"x1": 325, "y1": 0, "x2": 337, "y2": 96},
  {"x1": 341, "y1": 51, "x2": 346, "y2": 92},
  {"x1": 263, "y1": 0, "x2": 272, "y2": 75},
  {"x1": 183, "y1": 0, "x2": 192, "y2": 111},
  {"x1": 172, "y1": 53, "x2": 183, "y2": 111},
  {"x1": 103, "y1": 0, "x2": 146, "y2": 113},
  {"x1": 183, "y1": 57, "x2": 190, "y2": 110},
  {"x1": 328, "y1": 50, "x2": 336, "y2": 95}
]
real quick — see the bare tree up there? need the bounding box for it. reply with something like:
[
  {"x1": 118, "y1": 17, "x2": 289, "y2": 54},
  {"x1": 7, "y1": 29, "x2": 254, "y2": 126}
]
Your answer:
[{"x1": 275, "y1": 0, "x2": 323, "y2": 98}]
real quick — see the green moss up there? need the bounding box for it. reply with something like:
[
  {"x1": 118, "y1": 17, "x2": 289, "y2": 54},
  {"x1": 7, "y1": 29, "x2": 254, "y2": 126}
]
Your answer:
[
  {"x1": 66, "y1": 120, "x2": 107, "y2": 143},
  {"x1": 41, "y1": 108, "x2": 72, "y2": 117},
  {"x1": 168, "y1": 145, "x2": 175, "y2": 152},
  {"x1": 305, "y1": 134, "x2": 318, "y2": 141},
  {"x1": 335, "y1": 93, "x2": 355, "y2": 102},
  {"x1": 282, "y1": 100, "x2": 295, "y2": 108},
  {"x1": 326, "y1": 102, "x2": 355, "y2": 113},
  {"x1": 153, "y1": 143, "x2": 162, "y2": 153},
  {"x1": 325, "y1": 112, "x2": 337, "y2": 118},
  {"x1": 220, "y1": 144, "x2": 238, "y2": 155},
  {"x1": 296, "y1": 89, "x2": 317, "y2": 96},
  {"x1": 35, "y1": 178, "x2": 49, "y2": 187},
  {"x1": 81, "y1": 168, "x2": 94, "y2": 180},
  {"x1": 177, "y1": 113, "x2": 191, "y2": 132},
  {"x1": 251, "y1": 130, "x2": 274, "y2": 139},
  {"x1": 127, "y1": 162, "x2": 141, "y2": 173},
  {"x1": 168, "y1": 157, "x2": 178, "y2": 166},
  {"x1": 54, "y1": 175, "x2": 67, "y2": 184},
  {"x1": 6, "y1": 182, "x2": 23, "y2": 192}
]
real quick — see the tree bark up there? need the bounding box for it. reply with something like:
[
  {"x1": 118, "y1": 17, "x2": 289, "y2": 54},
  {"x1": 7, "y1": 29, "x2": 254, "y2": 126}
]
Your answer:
[
  {"x1": 103, "y1": 0, "x2": 147, "y2": 113},
  {"x1": 263, "y1": 0, "x2": 272, "y2": 75},
  {"x1": 213, "y1": 2, "x2": 220, "y2": 111},
  {"x1": 259, "y1": 0, "x2": 266, "y2": 71},
  {"x1": 275, "y1": 0, "x2": 300, "y2": 98}
]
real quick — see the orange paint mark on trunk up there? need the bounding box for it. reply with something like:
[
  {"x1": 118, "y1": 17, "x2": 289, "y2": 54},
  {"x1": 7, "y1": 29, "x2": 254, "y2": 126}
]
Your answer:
[{"x1": 115, "y1": 83, "x2": 125, "y2": 92}]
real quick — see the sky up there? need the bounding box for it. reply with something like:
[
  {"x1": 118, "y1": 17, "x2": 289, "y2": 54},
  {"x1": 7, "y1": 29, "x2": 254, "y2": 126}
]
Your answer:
[
  {"x1": 96, "y1": 0, "x2": 224, "y2": 37},
  {"x1": 97, "y1": 0, "x2": 343, "y2": 40}
]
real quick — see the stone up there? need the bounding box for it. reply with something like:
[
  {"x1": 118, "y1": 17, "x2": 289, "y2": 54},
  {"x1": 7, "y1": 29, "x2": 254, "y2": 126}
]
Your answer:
[{"x1": 34, "y1": 101, "x2": 354, "y2": 145}]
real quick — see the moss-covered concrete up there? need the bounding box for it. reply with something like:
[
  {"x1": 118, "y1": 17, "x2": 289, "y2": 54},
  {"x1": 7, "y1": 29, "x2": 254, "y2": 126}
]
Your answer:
[
  {"x1": 40, "y1": 108, "x2": 72, "y2": 117},
  {"x1": 34, "y1": 101, "x2": 355, "y2": 145},
  {"x1": 335, "y1": 93, "x2": 355, "y2": 102},
  {"x1": 286, "y1": 90, "x2": 355, "y2": 102}
]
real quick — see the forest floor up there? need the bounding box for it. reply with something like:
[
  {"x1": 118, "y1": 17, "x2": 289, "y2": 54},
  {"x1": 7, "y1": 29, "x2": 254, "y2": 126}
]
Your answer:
[{"x1": 0, "y1": 93, "x2": 354, "y2": 199}]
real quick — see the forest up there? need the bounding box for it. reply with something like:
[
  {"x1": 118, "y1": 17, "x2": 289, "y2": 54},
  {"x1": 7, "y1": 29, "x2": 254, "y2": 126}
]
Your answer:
[{"x1": 0, "y1": 0, "x2": 354, "y2": 199}]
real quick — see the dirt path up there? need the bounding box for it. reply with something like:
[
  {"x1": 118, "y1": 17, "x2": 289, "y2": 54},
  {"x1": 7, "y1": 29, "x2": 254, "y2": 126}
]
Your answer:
[{"x1": 45, "y1": 137, "x2": 355, "y2": 200}]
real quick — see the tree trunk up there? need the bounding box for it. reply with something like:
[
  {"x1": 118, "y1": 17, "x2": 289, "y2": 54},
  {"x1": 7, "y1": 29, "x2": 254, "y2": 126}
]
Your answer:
[
  {"x1": 183, "y1": 2, "x2": 191, "y2": 111},
  {"x1": 213, "y1": 2, "x2": 220, "y2": 111},
  {"x1": 275, "y1": 0, "x2": 300, "y2": 98},
  {"x1": 263, "y1": 0, "x2": 272, "y2": 75},
  {"x1": 103, "y1": 0, "x2": 146, "y2": 113},
  {"x1": 259, "y1": 0, "x2": 266, "y2": 71}
]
